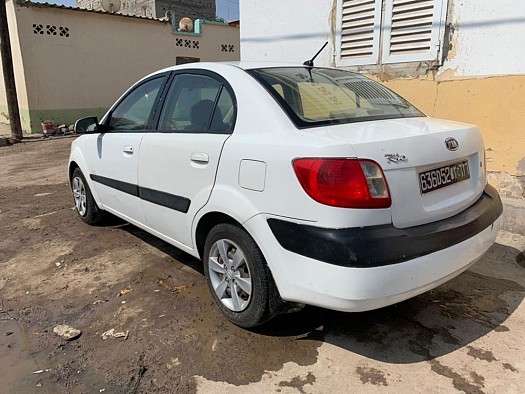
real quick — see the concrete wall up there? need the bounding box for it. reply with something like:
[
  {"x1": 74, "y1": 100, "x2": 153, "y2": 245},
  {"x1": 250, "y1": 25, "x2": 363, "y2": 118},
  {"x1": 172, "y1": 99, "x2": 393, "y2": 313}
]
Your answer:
[
  {"x1": 240, "y1": 0, "x2": 525, "y2": 195},
  {"x1": 1, "y1": 0, "x2": 239, "y2": 132}
]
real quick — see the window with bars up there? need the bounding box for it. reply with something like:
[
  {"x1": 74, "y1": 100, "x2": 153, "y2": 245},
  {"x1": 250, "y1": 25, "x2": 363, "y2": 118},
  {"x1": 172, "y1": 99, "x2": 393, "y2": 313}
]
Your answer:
[{"x1": 336, "y1": 0, "x2": 448, "y2": 66}]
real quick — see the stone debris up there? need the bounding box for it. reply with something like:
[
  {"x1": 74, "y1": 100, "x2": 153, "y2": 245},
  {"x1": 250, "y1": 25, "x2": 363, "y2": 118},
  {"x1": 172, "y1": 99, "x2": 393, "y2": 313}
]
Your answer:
[
  {"x1": 166, "y1": 357, "x2": 181, "y2": 370},
  {"x1": 53, "y1": 325, "x2": 82, "y2": 341},
  {"x1": 101, "y1": 328, "x2": 129, "y2": 340}
]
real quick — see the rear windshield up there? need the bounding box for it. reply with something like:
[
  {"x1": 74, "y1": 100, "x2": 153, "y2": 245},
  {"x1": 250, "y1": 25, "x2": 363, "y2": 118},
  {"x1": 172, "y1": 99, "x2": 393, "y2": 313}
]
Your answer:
[{"x1": 248, "y1": 67, "x2": 424, "y2": 128}]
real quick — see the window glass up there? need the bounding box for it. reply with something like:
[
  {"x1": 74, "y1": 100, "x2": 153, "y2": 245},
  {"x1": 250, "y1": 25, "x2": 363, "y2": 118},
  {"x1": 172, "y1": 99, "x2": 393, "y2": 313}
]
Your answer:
[
  {"x1": 109, "y1": 77, "x2": 164, "y2": 131},
  {"x1": 249, "y1": 67, "x2": 423, "y2": 128},
  {"x1": 159, "y1": 74, "x2": 222, "y2": 131},
  {"x1": 272, "y1": 84, "x2": 285, "y2": 98},
  {"x1": 210, "y1": 88, "x2": 235, "y2": 132}
]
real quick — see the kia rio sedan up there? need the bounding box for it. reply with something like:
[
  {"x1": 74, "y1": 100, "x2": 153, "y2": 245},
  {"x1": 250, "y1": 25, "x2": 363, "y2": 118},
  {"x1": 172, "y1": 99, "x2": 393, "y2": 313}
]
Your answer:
[{"x1": 69, "y1": 62, "x2": 502, "y2": 327}]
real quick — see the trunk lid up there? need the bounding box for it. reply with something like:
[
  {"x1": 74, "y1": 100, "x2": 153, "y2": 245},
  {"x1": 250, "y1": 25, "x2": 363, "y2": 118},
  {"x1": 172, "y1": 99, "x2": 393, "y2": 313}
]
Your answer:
[{"x1": 306, "y1": 117, "x2": 487, "y2": 228}]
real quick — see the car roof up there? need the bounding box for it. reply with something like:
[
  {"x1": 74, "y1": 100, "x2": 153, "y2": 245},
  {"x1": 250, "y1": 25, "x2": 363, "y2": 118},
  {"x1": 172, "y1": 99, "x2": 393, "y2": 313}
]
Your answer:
[
  {"x1": 218, "y1": 61, "x2": 303, "y2": 70},
  {"x1": 149, "y1": 61, "x2": 304, "y2": 76}
]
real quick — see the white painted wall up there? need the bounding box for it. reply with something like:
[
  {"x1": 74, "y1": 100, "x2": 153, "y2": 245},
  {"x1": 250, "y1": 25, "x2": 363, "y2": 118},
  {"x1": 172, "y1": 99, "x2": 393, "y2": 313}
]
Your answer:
[
  {"x1": 240, "y1": 0, "x2": 334, "y2": 66},
  {"x1": 441, "y1": 0, "x2": 525, "y2": 77},
  {"x1": 240, "y1": 0, "x2": 525, "y2": 77}
]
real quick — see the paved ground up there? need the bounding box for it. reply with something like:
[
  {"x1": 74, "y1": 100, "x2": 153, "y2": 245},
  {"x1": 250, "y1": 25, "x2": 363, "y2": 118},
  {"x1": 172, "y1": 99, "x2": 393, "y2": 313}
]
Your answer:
[{"x1": 0, "y1": 137, "x2": 524, "y2": 394}]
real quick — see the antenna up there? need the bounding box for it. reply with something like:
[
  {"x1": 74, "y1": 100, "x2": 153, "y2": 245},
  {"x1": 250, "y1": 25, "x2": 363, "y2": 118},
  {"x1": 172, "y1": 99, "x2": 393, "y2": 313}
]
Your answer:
[
  {"x1": 101, "y1": 0, "x2": 121, "y2": 13},
  {"x1": 303, "y1": 42, "x2": 328, "y2": 69}
]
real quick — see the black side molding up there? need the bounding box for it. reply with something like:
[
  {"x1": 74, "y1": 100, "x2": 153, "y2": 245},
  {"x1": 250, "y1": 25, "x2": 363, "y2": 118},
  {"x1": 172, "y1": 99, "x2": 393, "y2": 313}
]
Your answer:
[
  {"x1": 90, "y1": 174, "x2": 139, "y2": 197},
  {"x1": 267, "y1": 185, "x2": 503, "y2": 268},
  {"x1": 139, "y1": 186, "x2": 190, "y2": 214},
  {"x1": 90, "y1": 174, "x2": 190, "y2": 213}
]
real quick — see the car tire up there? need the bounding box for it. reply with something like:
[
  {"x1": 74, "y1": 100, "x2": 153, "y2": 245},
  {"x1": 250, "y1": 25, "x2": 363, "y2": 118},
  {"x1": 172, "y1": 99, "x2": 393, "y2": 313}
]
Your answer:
[
  {"x1": 203, "y1": 223, "x2": 277, "y2": 328},
  {"x1": 71, "y1": 168, "x2": 105, "y2": 225}
]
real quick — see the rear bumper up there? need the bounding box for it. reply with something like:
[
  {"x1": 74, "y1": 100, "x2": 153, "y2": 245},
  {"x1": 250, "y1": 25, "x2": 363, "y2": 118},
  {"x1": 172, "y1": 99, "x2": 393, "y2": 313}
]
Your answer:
[
  {"x1": 243, "y1": 185, "x2": 502, "y2": 312},
  {"x1": 267, "y1": 184, "x2": 502, "y2": 268}
]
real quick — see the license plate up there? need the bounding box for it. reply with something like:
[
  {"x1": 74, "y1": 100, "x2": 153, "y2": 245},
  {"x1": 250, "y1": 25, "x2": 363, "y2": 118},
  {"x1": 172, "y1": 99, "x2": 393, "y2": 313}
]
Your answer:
[{"x1": 419, "y1": 160, "x2": 470, "y2": 194}]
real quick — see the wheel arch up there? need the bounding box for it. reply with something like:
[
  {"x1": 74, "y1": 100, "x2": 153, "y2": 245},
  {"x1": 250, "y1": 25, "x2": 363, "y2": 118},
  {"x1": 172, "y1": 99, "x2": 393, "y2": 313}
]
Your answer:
[
  {"x1": 68, "y1": 160, "x2": 80, "y2": 183},
  {"x1": 197, "y1": 212, "x2": 294, "y2": 322},
  {"x1": 195, "y1": 211, "x2": 242, "y2": 260},
  {"x1": 68, "y1": 146, "x2": 103, "y2": 207}
]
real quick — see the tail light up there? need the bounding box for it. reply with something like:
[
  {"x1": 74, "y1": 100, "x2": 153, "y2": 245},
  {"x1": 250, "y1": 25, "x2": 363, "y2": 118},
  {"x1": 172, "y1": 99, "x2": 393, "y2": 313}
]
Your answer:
[{"x1": 292, "y1": 158, "x2": 391, "y2": 209}]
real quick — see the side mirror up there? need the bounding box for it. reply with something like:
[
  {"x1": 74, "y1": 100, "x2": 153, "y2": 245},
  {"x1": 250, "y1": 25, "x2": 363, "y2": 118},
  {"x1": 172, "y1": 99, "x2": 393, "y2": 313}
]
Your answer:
[{"x1": 74, "y1": 116, "x2": 100, "y2": 134}]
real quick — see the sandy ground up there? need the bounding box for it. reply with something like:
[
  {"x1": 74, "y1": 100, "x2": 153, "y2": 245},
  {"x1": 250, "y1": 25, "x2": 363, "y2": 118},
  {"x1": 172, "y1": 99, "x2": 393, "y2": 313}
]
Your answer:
[{"x1": 0, "y1": 137, "x2": 524, "y2": 393}]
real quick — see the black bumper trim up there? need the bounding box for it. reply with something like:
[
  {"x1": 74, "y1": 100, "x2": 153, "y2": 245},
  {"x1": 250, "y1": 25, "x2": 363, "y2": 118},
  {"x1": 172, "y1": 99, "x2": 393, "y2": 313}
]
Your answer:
[{"x1": 267, "y1": 185, "x2": 503, "y2": 268}]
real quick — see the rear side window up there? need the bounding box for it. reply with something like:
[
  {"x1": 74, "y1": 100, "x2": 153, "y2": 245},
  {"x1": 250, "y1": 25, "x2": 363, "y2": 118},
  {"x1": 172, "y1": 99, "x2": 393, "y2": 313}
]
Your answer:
[
  {"x1": 158, "y1": 74, "x2": 234, "y2": 133},
  {"x1": 109, "y1": 77, "x2": 164, "y2": 131},
  {"x1": 211, "y1": 88, "x2": 235, "y2": 132},
  {"x1": 248, "y1": 67, "x2": 424, "y2": 128}
]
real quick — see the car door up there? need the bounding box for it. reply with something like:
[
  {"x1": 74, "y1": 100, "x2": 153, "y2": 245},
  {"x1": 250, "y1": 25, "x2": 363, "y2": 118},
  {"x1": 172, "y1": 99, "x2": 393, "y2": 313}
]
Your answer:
[
  {"x1": 90, "y1": 74, "x2": 167, "y2": 225},
  {"x1": 138, "y1": 71, "x2": 236, "y2": 249}
]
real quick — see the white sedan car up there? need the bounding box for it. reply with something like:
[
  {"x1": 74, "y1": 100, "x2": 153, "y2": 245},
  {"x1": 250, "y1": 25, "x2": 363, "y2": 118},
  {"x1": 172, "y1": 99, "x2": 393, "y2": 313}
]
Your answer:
[{"x1": 69, "y1": 62, "x2": 502, "y2": 327}]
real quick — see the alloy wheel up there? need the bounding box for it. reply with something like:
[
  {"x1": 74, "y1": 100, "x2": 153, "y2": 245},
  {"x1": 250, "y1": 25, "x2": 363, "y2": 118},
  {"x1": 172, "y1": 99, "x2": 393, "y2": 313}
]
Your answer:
[
  {"x1": 72, "y1": 176, "x2": 87, "y2": 216},
  {"x1": 207, "y1": 239, "x2": 252, "y2": 312}
]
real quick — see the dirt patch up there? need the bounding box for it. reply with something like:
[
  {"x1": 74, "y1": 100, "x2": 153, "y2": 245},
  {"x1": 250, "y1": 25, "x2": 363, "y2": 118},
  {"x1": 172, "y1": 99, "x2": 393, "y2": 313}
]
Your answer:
[
  {"x1": 356, "y1": 366, "x2": 388, "y2": 386},
  {"x1": 0, "y1": 139, "x2": 322, "y2": 392},
  {"x1": 467, "y1": 346, "x2": 497, "y2": 362},
  {"x1": 278, "y1": 372, "x2": 316, "y2": 393},
  {"x1": 430, "y1": 360, "x2": 484, "y2": 394}
]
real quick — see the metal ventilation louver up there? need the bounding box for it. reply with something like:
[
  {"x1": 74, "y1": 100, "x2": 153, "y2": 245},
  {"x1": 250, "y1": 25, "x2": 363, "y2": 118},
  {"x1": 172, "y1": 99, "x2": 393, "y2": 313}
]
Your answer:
[
  {"x1": 382, "y1": 0, "x2": 446, "y2": 63},
  {"x1": 389, "y1": 0, "x2": 434, "y2": 55},
  {"x1": 339, "y1": 0, "x2": 382, "y2": 64}
]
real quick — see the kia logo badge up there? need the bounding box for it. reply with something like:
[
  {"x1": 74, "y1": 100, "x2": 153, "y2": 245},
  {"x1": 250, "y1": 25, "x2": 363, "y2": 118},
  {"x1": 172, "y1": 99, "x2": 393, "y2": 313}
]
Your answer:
[{"x1": 445, "y1": 137, "x2": 459, "y2": 151}]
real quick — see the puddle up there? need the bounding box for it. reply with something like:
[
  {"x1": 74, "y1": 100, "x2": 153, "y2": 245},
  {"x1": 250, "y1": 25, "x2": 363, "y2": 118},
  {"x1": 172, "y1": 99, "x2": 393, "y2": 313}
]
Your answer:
[{"x1": 0, "y1": 318, "x2": 58, "y2": 392}]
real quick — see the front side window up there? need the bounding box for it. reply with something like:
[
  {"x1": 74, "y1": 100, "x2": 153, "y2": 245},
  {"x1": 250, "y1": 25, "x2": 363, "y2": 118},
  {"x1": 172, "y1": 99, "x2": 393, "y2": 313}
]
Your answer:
[
  {"x1": 249, "y1": 67, "x2": 424, "y2": 128},
  {"x1": 109, "y1": 77, "x2": 164, "y2": 131},
  {"x1": 159, "y1": 74, "x2": 235, "y2": 133}
]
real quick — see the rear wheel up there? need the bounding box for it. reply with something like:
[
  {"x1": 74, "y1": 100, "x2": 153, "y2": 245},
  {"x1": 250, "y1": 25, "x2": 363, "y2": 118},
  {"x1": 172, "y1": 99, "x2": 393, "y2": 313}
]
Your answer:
[
  {"x1": 203, "y1": 223, "x2": 277, "y2": 328},
  {"x1": 71, "y1": 168, "x2": 104, "y2": 225}
]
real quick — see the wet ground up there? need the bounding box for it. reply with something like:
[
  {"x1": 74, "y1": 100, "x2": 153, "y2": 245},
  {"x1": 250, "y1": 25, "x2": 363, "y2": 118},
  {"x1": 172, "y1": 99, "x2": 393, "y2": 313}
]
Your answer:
[{"x1": 0, "y1": 137, "x2": 524, "y2": 393}]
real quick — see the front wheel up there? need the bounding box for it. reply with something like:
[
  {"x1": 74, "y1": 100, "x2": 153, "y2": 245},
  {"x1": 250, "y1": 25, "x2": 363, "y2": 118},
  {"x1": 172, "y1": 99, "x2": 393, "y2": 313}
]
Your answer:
[
  {"x1": 203, "y1": 223, "x2": 277, "y2": 328},
  {"x1": 71, "y1": 168, "x2": 105, "y2": 225}
]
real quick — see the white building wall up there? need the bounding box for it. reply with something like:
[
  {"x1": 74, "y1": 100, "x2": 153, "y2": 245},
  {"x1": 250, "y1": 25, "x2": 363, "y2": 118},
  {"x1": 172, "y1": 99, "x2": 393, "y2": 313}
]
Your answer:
[
  {"x1": 441, "y1": 0, "x2": 525, "y2": 77},
  {"x1": 240, "y1": 0, "x2": 525, "y2": 78},
  {"x1": 240, "y1": 0, "x2": 333, "y2": 67}
]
